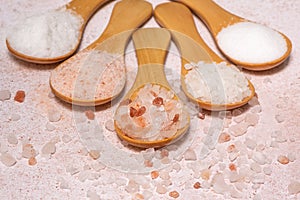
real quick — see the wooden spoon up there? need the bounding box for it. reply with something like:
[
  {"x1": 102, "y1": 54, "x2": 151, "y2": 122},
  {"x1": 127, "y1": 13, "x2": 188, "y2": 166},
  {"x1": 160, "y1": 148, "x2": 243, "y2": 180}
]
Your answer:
[
  {"x1": 172, "y1": 0, "x2": 292, "y2": 70},
  {"x1": 49, "y1": 0, "x2": 152, "y2": 106},
  {"x1": 6, "y1": 0, "x2": 110, "y2": 64},
  {"x1": 114, "y1": 28, "x2": 190, "y2": 148},
  {"x1": 154, "y1": 2, "x2": 255, "y2": 111}
]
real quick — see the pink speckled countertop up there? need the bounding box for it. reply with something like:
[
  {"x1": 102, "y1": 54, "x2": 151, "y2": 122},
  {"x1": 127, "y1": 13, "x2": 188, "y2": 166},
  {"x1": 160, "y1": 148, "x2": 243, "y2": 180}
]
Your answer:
[{"x1": 0, "y1": 0, "x2": 299, "y2": 199}]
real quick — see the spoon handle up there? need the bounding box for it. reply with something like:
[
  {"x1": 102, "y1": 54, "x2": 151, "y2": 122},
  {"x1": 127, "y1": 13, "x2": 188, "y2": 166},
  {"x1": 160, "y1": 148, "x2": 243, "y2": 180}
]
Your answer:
[
  {"x1": 66, "y1": 0, "x2": 110, "y2": 22},
  {"x1": 131, "y1": 28, "x2": 171, "y2": 88},
  {"x1": 154, "y1": 2, "x2": 223, "y2": 63},
  {"x1": 88, "y1": 0, "x2": 152, "y2": 53},
  {"x1": 174, "y1": 0, "x2": 243, "y2": 35}
]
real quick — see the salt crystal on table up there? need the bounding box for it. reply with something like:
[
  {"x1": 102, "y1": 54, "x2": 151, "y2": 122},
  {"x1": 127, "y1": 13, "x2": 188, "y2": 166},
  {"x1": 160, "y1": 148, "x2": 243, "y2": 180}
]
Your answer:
[
  {"x1": 184, "y1": 148, "x2": 197, "y2": 160},
  {"x1": 46, "y1": 122, "x2": 56, "y2": 131},
  {"x1": 41, "y1": 142, "x2": 56, "y2": 155},
  {"x1": 287, "y1": 152, "x2": 296, "y2": 162},
  {"x1": 156, "y1": 184, "x2": 167, "y2": 194},
  {"x1": 251, "y1": 105, "x2": 262, "y2": 113},
  {"x1": 252, "y1": 152, "x2": 267, "y2": 165},
  {"x1": 250, "y1": 162, "x2": 262, "y2": 173},
  {"x1": 7, "y1": 134, "x2": 18, "y2": 145},
  {"x1": 0, "y1": 90, "x2": 11, "y2": 101},
  {"x1": 211, "y1": 173, "x2": 230, "y2": 194},
  {"x1": 263, "y1": 166, "x2": 272, "y2": 175},
  {"x1": 230, "y1": 187, "x2": 243, "y2": 198},
  {"x1": 275, "y1": 114, "x2": 284, "y2": 123},
  {"x1": 244, "y1": 138, "x2": 257, "y2": 150},
  {"x1": 245, "y1": 113, "x2": 259, "y2": 126},
  {"x1": 229, "y1": 171, "x2": 242, "y2": 183},
  {"x1": 218, "y1": 132, "x2": 231, "y2": 143},
  {"x1": 10, "y1": 113, "x2": 20, "y2": 121},
  {"x1": 229, "y1": 152, "x2": 239, "y2": 162},
  {"x1": 248, "y1": 96, "x2": 259, "y2": 107},
  {"x1": 159, "y1": 171, "x2": 170, "y2": 180},
  {"x1": 0, "y1": 152, "x2": 17, "y2": 167},
  {"x1": 87, "y1": 190, "x2": 100, "y2": 200},
  {"x1": 288, "y1": 181, "x2": 300, "y2": 194},
  {"x1": 277, "y1": 155, "x2": 289, "y2": 164},
  {"x1": 62, "y1": 134, "x2": 72, "y2": 143},
  {"x1": 104, "y1": 119, "x2": 115, "y2": 132},
  {"x1": 125, "y1": 180, "x2": 139, "y2": 194},
  {"x1": 250, "y1": 173, "x2": 265, "y2": 184},
  {"x1": 232, "y1": 108, "x2": 243, "y2": 116},
  {"x1": 22, "y1": 144, "x2": 36, "y2": 158},
  {"x1": 58, "y1": 177, "x2": 70, "y2": 189},
  {"x1": 229, "y1": 122, "x2": 249, "y2": 137},
  {"x1": 48, "y1": 108, "x2": 61, "y2": 122}
]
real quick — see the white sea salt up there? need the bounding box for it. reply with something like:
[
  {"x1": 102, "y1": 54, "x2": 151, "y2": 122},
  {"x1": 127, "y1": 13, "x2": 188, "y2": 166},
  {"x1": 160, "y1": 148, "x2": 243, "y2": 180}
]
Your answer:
[
  {"x1": 0, "y1": 153, "x2": 17, "y2": 167},
  {"x1": 7, "y1": 134, "x2": 18, "y2": 145},
  {"x1": 184, "y1": 148, "x2": 197, "y2": 161},
  {"x1": 48, "y1": 108, "x2": 61, "y2": 122},
  {"x1": 217, "y1": 22, "x2": 287, "y2": 64},
  {"x1": 41, "y1": 142, "x2": 56, "y2": 155},
  {"x1": 184, "y1": 61, "x2": 251, "y2": 104},
  {"x1": 7, "y1": 9, "x2": 83, "y2": 58}
]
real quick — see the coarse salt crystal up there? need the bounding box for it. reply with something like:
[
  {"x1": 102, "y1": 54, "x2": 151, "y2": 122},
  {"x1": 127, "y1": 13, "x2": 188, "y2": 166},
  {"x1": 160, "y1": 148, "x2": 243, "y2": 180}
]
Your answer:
[
  {"x1": 28, "y1": 157, "x2": 37, "y2": 166},
  {"x1": 62, "y1": 134, "x2": 72, "y2": 143},
  {"x1": 105, "y1": 119, "x2": 115, "y2": 132},
  {"x1": 7, "y1": 134, "x2": 18, "y2": 145},
  {"x1": 48, "y1": 108, "x2": 61, "y2": 122},
  {"x1": 245, "y1": 113, "x2": 259, "y2": 126},
  {"x1": 275, "y1": 114, "x2": 285, "y2": 123},
  {"x1": 14, "y1": 90, "x2": 25, "y2": 103},
  {"x1": 22, "y1": 144, "x2": 36, "y2": 158},
  {"x1": 211, "y1": 173, "x2": 230, "y2": 194},
  {"x1": 263, "y1": 166, "x2": 272, "y2": 175},
  {"x1": 244, "y1": 138, "x2": 257, "y2": 150},
  {"x1": 89, "y1": 150, "x2": 100, "y2": 160},
  {"x1": 217, "y1": 22, "x2": 287, "y2": 64},
  {"x1": 218, "y1": 132, "x2": 231, "y2": 143},
  {"x1": 277, "y1": 155, "x2": 289, "y2": 164},
  {"x1": 46, "y1": 122, "x2": 56, "y2": 131},
  {"x1": 288, "y1": 181, "x2": 300, "y2": 194},
  {"x1": 169, "y1": 191, "x2": 180, "y2": 198},
  {"x1": 156, "y1": 184, "x2": 167, "y2": 194},
  {"x1": 41, "y1": 142, "x2": 56, "y2": 155},
  {"x1": 252, "y1": 152, "x2": 267, "y2": 165},
  {"x1": 229, "y1": 122, "x2": 249, "y2": 137},
  {"x1": 250, "y1": 162, "x2": 262, "y2": 173},
  {"x1": 184, "y1": 148, "x2": 197, "y2": 160},
  {"x1": 85, "y1": 110, "x2": 95, "y2": 120},
  {"x1": 0, "y1": 90, "x2": 11, "y2": 101},
  {"x1": 0, "y1": 153, "x2": 17, "y2": 167}
]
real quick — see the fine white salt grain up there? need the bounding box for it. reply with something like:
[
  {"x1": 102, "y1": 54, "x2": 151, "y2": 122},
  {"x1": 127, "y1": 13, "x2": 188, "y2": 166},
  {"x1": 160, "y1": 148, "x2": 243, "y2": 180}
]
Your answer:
[
  {"x1": 184, "y1": 61, "x2": 251, "y2": 104},
  {"x1": 7, "y1": 9, "x2": 83, "y2": 58},
  {"x1": 217, "y1": 22, "x2": 287, "y2": 64}
]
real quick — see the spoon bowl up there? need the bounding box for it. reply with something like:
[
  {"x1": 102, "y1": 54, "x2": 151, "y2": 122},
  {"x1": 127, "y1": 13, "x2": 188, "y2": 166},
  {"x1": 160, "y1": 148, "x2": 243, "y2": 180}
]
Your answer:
[
  {"x1": 6, "y1": 0, "x2": 110, "y2": 64},
  {"x1": 154, "y1": 2, "x2": 255, "y2": 111},
  {"x1": 114, "y1": 28, "x2": 190, "y2": 148},
  {"x1": 173, "y1": 0, "x2": 292, "y2": 70},
  {"x1": 50, "y1": 0, "x2": 152, "y2": 106}
]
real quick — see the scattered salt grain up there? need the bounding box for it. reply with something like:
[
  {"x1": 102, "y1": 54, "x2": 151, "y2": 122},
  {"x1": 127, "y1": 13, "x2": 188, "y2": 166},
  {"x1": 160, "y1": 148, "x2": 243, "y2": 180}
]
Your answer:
[
  {"x1": 288, "y1": 181, "x2": 300, "y2": 194},
  {"x1": 216, "y1": 22, "x2": 287, "y2": 64},
  {"x1": 14, "y1": 90, "x2": 25, "y2": 103},
  {"x1": 105, "y1": 119, "x2": 115, "y2": 132},
  {"x1": 245, "y1": 113, "x2": 259, "y2": 126},
  {"x1": 156, "y1": 184, "x2": 167, "y2": 194},
  {"x1": 62, "y1": 134, "x2": 72, "y2": 143},
  {"x1": 228, "y1": 171, "x2": 241, "y2": 183},
  {"x1": 287, "y1": 152, "x2": 296, "y2": 162},
  {"x1": 10, "y1": 113, "x2": 21, "y2": 121},
  {"x1": 252, "y1": 152, "x2": 267, "y2": 165},
  {"x1": 263, "y1": 166, "x2": 272, "y2": 175},
  {"x1": 7, "y1": 134, "x2": 18, "y2": 145},
  {"x1": 41, "y1": 142, "x2": 56, "y2": 155},
  {"x1": 28, "y1": 157, "x2": 37, "y2": 166},
  {"x1": 0, "y1": 90, "x2": 11, "y2": 101},
  {"x1": 194, "y1": 182, "x2": 201, "y2": 189},
  {"x1": 211, "y1": 173, "x2": 230, "y2": 194},
  {"x1": 184, "y1": 148, "x2": 197, "y2": 160},
  {"x1": 201, "y1": 169, "x2": 211, "y2": 180},
  {"x1": 58, "y1": 177, "x2": 70, "y2": 190},
  {"x1": 229, "y1": 122, "x2": 249, "y2": 137},
  {"x1": 229, "y1": 152, "x2": 239, "y2": 162},
  {"x1": 88, "y1": 150, "x2": 100, "y2": 160},
  {"x1": 275, "y1": 114, "x2": 285, "y2": 123},
  {"x1": 250, "y1": 162, "x2": 262, "y2": 173},
  {"x1": 87, "y1": 190, "x2": 100, "y2": 200},
  {"x1": 85, "y1": 110, "x2": 95, "y2": 120},
  {"x1": 230, "y1": 188, "x2": 243, "y2": 199},
  {"x1": 232, "y1": 108, "x2": 243, "y2": 116},
  {"x1": 48, "y1": 108, "x2": 61, "y2": 122},
  {"x1": 160, "y1": 157, "x2": 171, "y2": 164},
  {"x1": 277, "y1": 155, "x2": 289, "y2": 164},
  {"x1": 184, "y1": 61, "x2": 251, "y2": 104},
  {"x1": 218, "y1": 132, "x2": 231, "y2": 143},
  {"x1": 244, "y1": 138, "x2": 257, "y2": 150},
  {"x1": 169, "y1": 191, "x2": 180, "y2": 198},
  {"x1": 248, "y1": 96, "x2": 259, "y2": 107},
  {"x1": 159, "y1": 171, "x2": 170, "y2": 180},
  {"x1": 250, "y1": 173, "x2": 265, "y2": 184},
  {"x1": 7, "y1": 9, "x2": 83, "y2": 58},
  {"x1": 22, "y1": 144, "x2": 36, "y2": 158},
  {"x1": 151, "y1": 171, "x2": 159, "y2": 179},
  {"x1": 0, "y1": 153, "x2": 17, "y2": 167}
]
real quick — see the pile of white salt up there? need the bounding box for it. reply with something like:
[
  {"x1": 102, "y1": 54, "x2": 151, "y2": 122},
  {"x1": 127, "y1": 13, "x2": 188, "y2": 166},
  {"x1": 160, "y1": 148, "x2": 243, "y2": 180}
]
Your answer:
[{"x1": 7, "y1": 8, "x2": 83, "y2": 58}]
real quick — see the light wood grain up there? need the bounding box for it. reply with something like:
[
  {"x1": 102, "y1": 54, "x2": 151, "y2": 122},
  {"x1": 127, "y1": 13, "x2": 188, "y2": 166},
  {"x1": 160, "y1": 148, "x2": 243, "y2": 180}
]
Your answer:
[{"x1": 154, "y1": 2, "x2": 255, "y2": 111}]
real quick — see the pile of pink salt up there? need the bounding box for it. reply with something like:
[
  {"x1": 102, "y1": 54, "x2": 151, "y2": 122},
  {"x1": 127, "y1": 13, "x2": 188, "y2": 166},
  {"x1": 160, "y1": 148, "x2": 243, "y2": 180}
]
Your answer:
[
  {"x1": 50, "y1": 49, "x2": 126, "y2": 102},
  {"x1": 114, "y1": 84, "x2": 189, "y2": 141}
]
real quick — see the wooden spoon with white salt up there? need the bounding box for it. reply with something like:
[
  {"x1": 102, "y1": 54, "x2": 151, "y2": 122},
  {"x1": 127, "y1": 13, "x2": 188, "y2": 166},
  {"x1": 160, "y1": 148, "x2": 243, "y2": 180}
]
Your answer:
[
  {"x1": 154, "y1": 2, "x2": 255, "y2": 111},
  {"x1": 50, "y1": 0, "x2": 152, "y2": 106},
  {"x1": 114, "y1": 28, "x2": 190, "y2": 148},
  {"x1": 6, "y1": 0, "x2": 110, "y2": 64},
  {"x1": 172, "y1": 0, "x2": 292, "y2": 70}
]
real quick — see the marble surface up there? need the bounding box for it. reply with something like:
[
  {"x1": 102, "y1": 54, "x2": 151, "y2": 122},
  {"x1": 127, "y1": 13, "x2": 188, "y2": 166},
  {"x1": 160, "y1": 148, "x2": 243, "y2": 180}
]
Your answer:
[{"x1": 0, "y1": 0, "x2": 299, "y2": 199}]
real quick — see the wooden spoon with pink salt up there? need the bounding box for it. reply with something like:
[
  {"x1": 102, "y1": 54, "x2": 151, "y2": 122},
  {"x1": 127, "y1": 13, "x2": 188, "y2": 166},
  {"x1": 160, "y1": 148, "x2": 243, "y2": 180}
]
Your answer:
[
  {"x1": 114, "y1": 28, "x2": 190, "y2": 149},
  {"x1": 49, "y1": 0, "x2": 152, "y2": 106}
]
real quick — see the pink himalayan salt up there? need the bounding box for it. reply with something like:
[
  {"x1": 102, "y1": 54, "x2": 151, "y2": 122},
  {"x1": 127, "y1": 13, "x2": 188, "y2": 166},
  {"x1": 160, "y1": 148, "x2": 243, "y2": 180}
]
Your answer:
[
  {"x1": 0, "y1": 153, "x2": 17, "y2": 167},
  {"x1": 245, "y1": 113, "x2": 259, "y2": 126},
  {"x1": 22, "y1": 144, "x2": 36, "y2": 158},
  {"x1": 184, "y1": 148, "x2": 197, "y2": 160},
  {"x1": 211, "y1": 173, "x2": 230, "y2": 194},
  {"x1": 114, "y1": 84, "x2": 189, "y2": 141},
  {"x1": 229, "y1": 122, "x2": 249, "y2": 137},
  {"x1": 156, "y1": 184, "x2": 167, "y2": 194},
  {"x1": 277, "y1": 155, "x2": 289, "y2": 164},
  {"x1": 50, "y1": 49, "x2": 125, "y2": 102}
]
